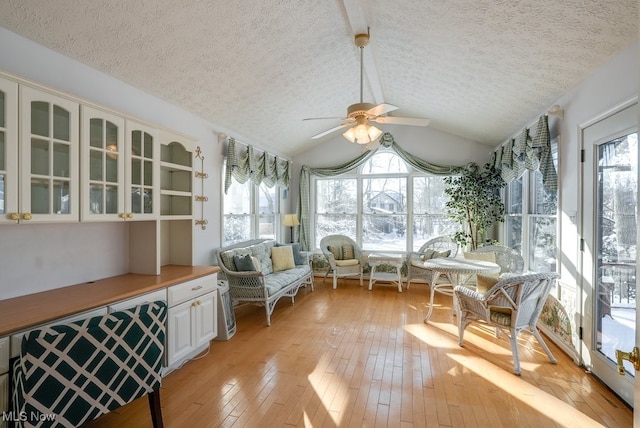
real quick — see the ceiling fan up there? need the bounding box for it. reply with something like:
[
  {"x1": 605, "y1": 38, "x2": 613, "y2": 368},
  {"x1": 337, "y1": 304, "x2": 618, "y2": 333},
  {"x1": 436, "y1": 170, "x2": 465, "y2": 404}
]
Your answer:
[{"x1": 304, "y1": 32, "x2": 430, "y2": 144}]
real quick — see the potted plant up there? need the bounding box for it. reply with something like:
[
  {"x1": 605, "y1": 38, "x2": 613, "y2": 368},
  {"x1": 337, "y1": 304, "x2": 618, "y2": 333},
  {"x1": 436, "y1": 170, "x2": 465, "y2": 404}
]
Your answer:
[{"x1": 444, "y1": 162, "x2": 505, "y2": 250}]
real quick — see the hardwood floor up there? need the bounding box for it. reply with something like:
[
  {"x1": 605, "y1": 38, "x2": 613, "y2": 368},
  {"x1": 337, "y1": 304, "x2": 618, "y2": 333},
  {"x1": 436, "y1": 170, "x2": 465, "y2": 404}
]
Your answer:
[{"x1": 85, "y1": 277, "x2": 632, "y2": 427}]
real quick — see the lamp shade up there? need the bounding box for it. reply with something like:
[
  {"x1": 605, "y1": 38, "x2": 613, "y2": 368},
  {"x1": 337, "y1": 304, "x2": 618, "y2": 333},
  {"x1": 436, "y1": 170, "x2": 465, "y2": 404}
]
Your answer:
[
  {"x1": 343, "y1": 120, "x2": 382, "y2": 145},
  {"x1": 283, "y1": 214, "x2": 300, "y2": 227}
]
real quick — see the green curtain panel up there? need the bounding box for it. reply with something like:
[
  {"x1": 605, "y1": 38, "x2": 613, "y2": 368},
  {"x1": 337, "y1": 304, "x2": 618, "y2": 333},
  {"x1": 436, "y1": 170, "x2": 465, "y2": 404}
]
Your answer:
[{"x1": 224, "y1": 137, "x2": 290, "y2": 193}]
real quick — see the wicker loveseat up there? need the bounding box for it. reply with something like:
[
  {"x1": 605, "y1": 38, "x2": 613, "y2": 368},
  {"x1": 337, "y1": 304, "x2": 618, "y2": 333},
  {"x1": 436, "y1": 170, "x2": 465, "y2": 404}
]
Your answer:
[{"x1": 216, "y1": 239, "x2": 313, "y2": 326}]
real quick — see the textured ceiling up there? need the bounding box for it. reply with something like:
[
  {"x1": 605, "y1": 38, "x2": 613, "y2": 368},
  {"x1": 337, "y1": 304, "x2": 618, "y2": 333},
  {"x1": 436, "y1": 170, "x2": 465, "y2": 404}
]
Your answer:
[{"x1": 0, "y1": 0, "x2": 636, "y2": 156}]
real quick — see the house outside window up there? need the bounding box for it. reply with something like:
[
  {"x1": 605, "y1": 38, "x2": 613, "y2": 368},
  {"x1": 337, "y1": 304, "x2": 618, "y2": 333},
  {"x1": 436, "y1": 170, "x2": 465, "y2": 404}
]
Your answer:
[
  {"x1": 313, "y1": 151, "x2": 458, "y2": 251},
  {"x1": 223, "y1": 180, "x2": 279, "y2": 245}
]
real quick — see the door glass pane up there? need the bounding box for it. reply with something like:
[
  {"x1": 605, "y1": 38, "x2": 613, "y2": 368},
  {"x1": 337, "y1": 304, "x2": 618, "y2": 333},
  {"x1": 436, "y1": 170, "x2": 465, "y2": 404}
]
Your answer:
[
  {"x1": 31, "y1": 178, "x2": 49, "y2": 214},
  {"x1": 105, "y1": 185, "x2": 118, "y2": 214},
  {"x1": 31, "y1": 101, "x2": 49, "y2": 137},
  {"x1": 105, "y1": 154, "x2": 118, "y2": 183},
  {"x1": 596, "y1": 132, "x2": 637, "y2": 375},
  {"x1": 31, "y1": 138, "x2": 49, "y2": 175},
  {"x1": 90, "y1": 118, "x2": 103, "y2": 148},
  {"x1": 0, "y1": 131, "x2": 5, "y2": 170},
  {"x1": 90, "y1": 149, "x2": 103, "y2": 181},
  {"x1": 0, "y1": 90, "x2": 5, "y2": 127},
  {"x1": 143, "y1": 160, "x2": 153, "y2": 186},
  {"x1": 0, "y1": 175, "x2": 4, "y2": 214},
  {"x1": 143, "y1": 188, "x2": 152, "y2": 213},
  {"x1": 53, "y1": 180, "x2": 70, "y2": 214},
  {"x1": 131, "y1": 130, "x2": 141, "y2": 156},
  {"x1": 53, "y1": 106, "x2": 70, "y2": 141},
  {"x1": 131, "y1": 158, "x2": 141, "y2": 185},
  {"x1": 131, "y1": 186, "x2": 142, "y2": 213},
  {"x1": 143, "y1": 132, "x2": 153, "y2": 159},
  {"x1": 53, "y1": 143, "x2": 69, "y2": 177},
  {"x1": 89, "y1": 184, "x2": 103, "y2": 214}
]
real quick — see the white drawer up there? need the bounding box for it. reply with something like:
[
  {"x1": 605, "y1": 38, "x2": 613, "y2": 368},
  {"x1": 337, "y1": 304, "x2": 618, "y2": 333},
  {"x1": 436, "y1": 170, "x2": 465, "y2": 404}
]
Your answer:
[
  {"x1": 109, "y1": 289, "x2": 167, "y2": 312},
  {"x1": 10, "y1": 307, "x2": 107, "y2": 358},
  {"x1": 0, "y1": 337, "x2": 8, "y2": 374},
  {"x1": 167, "y1": 274, "x2": 218, "y2": 307}
]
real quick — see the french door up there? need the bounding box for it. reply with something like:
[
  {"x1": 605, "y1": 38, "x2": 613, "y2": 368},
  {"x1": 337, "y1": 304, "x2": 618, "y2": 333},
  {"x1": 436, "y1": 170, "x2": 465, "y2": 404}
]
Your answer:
[{"x1": 581, "y1": 100, "x2": 637, "y2": 408}]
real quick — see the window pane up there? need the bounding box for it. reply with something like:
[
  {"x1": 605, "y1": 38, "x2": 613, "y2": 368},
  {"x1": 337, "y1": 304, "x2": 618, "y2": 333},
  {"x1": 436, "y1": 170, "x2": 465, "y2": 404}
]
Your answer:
[
  {"x1": 529, "y1": 216, "x2": 557, "y2": 272},
  {"x1": 258, "y1": 184, "x2": 277, "y2": 239},
  {"x1": 363, "y1": 177, "x2": 406, "y2": 214},
  {"x1": 315, "y1": 214, "x2": 357, "y2": 245},
  {"x1": 362, "y1": 214, "x2": 406, "y2": 251},
  {"x1": 224, "y1": 215, "x2": 251, "y2": 244},
  {"x1": 506, "y1": 177, "x2": 523, "y2": 214},
  {"x1": 361, "y1": 152, "x2": 408, "y2": 174},
  {"x1": 316, "y1": 178, "x2": 357, "y2": 213},
  {"x1": 531, "y1": 170, "x2": 558, "y2": 215},
  {"x1": 224, "y1": 181, "x2": 251, "y2": 214},
  {"x1": 505, "y1": 215, "x2": 522, "y2": 254},
  {"x1": 412, "y1": 214, "x2": 459, "y2": 250}
]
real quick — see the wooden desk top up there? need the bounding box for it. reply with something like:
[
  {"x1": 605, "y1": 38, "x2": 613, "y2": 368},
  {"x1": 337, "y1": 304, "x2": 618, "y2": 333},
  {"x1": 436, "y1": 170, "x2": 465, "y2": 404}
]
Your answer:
[{"x1": 0, "y1": 265, "x2": 220, "y2": 337}]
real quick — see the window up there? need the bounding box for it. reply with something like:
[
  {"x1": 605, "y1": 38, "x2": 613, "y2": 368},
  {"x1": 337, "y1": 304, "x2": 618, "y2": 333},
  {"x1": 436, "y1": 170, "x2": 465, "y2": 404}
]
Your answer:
[
  {"x1": 503, "y1": 142, "x2": 558, "y2": 272},
  {"x1": 312, "y1": 151, "x2": 458, "y2": 251},
  {"x1": 223, "y1": 180, "x2": 280, "y2": 245}
]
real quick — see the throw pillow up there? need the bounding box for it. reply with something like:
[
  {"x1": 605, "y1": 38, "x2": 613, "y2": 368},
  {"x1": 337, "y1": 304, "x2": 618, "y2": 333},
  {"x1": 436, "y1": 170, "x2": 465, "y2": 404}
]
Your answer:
[
  {"x1": 276, "y1": 242, "x2": 305, "y2": 265},
  {"x1": 463, "y1": 251, "x2": 496, "y2": 264},
  {"x1": 271, "y1": 245, "x2": 295, "y2": 272},
  {"x1": 251, "y1": 256, "x2": 262, "y2": 272},
  {"x1": 328, "y1": 245, "x2": 342, "y2": 260},
  {"x1": 342, "y1": 245, "x2": 355, "y2": 260},
  {"x1": 421, "y1": 249, "x2": 451, "y2": 260},
  {"x1": 233, "y1": 254, "x2": 257, "y2": 272},
  {"x1": 476, "y1": 274, "x2": 499, "y2": 294}
]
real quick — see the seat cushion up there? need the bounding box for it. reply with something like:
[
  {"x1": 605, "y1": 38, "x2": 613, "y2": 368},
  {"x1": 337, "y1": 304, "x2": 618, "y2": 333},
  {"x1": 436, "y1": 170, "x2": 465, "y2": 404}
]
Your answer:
[
  {"x1": 335, "y1": 259, "x2": 359, "y2": 267},
  {"x1": 264, "y1": 266, "x2": 310, "y2": 296},
  {"x1": 490, "y1": 308, "x2": 513, "y2": 325}
]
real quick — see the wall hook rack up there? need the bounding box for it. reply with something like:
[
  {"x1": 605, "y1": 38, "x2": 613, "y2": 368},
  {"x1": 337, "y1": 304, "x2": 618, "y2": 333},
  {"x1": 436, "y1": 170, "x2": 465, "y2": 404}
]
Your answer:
[{"x1": 194, "y1": 146, "x2": 208, "y2": 230}]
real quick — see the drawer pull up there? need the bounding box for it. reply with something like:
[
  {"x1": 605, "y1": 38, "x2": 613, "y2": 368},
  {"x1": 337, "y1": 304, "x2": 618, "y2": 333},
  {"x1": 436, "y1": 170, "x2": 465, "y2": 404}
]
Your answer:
[{"x1": 191, "y1": 285, "x2": 203, "y2": 291}]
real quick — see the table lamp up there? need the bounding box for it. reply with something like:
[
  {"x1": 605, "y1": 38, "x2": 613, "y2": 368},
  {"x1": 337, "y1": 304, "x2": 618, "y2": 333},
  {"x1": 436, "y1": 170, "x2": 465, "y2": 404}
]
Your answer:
[{"x1": 283, "y1": 214, "x2": 300, "y2": 243}]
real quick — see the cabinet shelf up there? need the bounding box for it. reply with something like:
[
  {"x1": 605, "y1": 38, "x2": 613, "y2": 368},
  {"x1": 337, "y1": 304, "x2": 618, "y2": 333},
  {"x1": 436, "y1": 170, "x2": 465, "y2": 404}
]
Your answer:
[{"x1": 161, "y1": 189, "x2": 192, "y2": 197}]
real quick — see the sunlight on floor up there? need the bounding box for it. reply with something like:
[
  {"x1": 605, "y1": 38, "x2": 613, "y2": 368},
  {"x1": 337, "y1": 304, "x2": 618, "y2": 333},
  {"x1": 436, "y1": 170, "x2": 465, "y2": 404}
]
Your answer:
[
  {"x1": 307, "y1": 351, "x2": 346, "y2": 426},
  {"x1": 405, "y1": 322, "x2": 606, "y2": 427}
]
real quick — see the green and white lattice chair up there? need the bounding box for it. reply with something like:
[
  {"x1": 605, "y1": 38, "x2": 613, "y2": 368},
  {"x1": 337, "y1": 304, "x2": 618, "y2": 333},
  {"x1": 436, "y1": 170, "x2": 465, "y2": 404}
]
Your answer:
[{"x1": 12, "y1": 301, "x2": 167, "y2": 427}]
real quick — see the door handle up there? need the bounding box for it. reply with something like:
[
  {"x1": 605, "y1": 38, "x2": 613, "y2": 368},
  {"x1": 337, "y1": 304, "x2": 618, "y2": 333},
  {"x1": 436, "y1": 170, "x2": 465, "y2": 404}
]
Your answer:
[{"x1": 615, "y1": 346, "x2": 640, "y2": 375}]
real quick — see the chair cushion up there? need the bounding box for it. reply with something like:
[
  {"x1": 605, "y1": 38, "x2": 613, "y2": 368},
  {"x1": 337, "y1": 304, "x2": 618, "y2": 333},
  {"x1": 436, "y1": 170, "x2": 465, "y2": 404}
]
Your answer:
[
  {"x1": 476, "y1": 274, "x2": 499, "y2": 293},
  {"x1": 490, "y1": 308, "x2": 513, "y2": 325},
  {"x1": 464, "y1": 251, "x2": 496, "y2": 263},
  {"x1": 335, "y1": 259, "x2": 359, "y2": 267},
  {"x1": 233, "y1": 254, "x2": 257, "y2": 271},
  {"x1": 272, "y1": 245, "x2": 295, "y2": 272}
]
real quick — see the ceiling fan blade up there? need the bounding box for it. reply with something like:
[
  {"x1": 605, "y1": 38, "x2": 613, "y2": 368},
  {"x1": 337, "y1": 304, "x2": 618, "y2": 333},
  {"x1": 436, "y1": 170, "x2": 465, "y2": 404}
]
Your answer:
[
  {"x1": 373, "y1": 116, "x2": 430, "y2": 126},
  {"x1": 311, "y1": 123, "x2": 351, "y2": 139},
  {"x1": 367, "y1": 103, "x2": 398, "y2": 117},
  {"x1": 303, "y1": 116, "x2": 345, "y2": 121}
]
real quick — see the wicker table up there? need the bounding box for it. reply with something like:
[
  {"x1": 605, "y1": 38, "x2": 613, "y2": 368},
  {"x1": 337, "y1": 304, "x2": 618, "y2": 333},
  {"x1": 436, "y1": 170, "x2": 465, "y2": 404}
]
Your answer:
[
  {"x1": 368, "y1": 253, "x2": 405, "y2": 293},
  {"x1": 422, "y1": 258, "x2": 500, "y2": 321}
]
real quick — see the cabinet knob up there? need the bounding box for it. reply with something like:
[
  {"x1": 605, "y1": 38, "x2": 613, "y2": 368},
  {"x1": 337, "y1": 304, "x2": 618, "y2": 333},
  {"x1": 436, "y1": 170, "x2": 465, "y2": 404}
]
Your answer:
[
  {"x1": 119, "y1": 213, "x2": 127, "y2": 219},
  {"x1": 127, "y1": 213, "x2": 134, "y2": 219},
  {"x1": 22, "y1": 213, "x2": 32, "y2": 221},
  {"x1": 9, "y1": 213, "x2": 20, "y2": 221}
]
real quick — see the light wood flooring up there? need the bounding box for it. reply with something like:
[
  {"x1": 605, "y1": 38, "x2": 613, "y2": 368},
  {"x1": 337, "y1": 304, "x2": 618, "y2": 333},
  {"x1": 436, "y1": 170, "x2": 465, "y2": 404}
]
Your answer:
[{"x1": 85, "y1": 277, "x2": 632, "y2": 427}]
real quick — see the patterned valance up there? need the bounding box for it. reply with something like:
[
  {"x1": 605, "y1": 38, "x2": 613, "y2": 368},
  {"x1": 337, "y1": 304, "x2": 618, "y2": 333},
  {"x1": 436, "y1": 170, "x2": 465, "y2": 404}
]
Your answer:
[
  {"x1": 297, "y1": 132, "x2": 459, "y2": 250},
  {"x1": 224, "y1": 137, "x2": 291, "y2": 193},
  {"x1": 493, "y1": 115, "x2": 557, "y2": 191}
]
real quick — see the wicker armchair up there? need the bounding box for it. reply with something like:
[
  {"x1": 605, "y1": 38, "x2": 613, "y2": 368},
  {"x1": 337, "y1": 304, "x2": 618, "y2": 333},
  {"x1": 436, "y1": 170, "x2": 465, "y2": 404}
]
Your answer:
[
  {"x1": 454, "y1": 272, "x2": 559, "y2": 375},
  {"x1": 320, "y1": 235, "x2": 366, "y2": 289},
  {"x1": 470, "y1": 245, "x2": 524, "y2": 275},
  {"x1": 406, "y1": 236, "x2": 458, "y2": 289}
]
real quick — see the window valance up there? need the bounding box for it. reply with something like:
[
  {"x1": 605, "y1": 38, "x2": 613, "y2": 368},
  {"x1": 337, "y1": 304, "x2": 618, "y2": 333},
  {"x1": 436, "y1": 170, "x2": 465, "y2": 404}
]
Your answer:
[
  {"x1": 224, "y1": 137, "x2": 290, "y2": 193},
  {"x1": 297, "y1": 132, "x2": 460, "y2": 249},
  {"x1": 492, "y1": 115, "x2": 557, "y2": 191}
]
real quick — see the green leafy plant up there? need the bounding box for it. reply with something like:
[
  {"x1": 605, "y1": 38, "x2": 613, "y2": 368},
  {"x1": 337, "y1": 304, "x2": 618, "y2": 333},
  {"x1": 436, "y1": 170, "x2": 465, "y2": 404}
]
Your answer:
[{"x1": 444, "y1": 162, "x2": 505, "y2": 250}]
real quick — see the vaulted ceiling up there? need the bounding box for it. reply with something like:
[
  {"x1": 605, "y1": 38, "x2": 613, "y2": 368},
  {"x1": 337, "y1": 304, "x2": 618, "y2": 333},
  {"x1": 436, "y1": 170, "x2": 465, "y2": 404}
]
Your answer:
[{"x1": 0, "y1": 0, "x2": 636, "y2": 156}]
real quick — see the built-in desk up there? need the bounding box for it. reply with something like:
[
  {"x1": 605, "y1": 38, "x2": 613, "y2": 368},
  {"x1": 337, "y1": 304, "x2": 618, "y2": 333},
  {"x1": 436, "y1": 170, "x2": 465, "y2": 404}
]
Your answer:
[{"x1": 0, "y1": 265, "x2": 219, "y2": 337}]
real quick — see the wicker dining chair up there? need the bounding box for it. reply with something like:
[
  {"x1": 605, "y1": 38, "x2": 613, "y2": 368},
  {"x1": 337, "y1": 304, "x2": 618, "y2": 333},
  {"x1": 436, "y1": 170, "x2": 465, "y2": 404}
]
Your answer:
[
  {"x1": 455, "y1": 272, "x2": 560, "y2": 375},
  {"x1": 406, "y1": 236, "x2": 458, "y2": 289},
  {"x1": 469, "y1": 245, "x2": 525, "y2": 275}
]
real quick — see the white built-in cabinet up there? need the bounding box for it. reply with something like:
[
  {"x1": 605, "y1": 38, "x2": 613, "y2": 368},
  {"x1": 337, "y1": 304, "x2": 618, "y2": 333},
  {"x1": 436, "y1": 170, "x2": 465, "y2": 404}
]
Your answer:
[
  {"x1": 0, "y1": 80, "x2": 80, "y2": 224},
  {"x1": 0, "y1": 71, "x2": 198, "y2": 272},
  {"x1": 166, "y1": 274, "x2": 218, "y2": 370}
]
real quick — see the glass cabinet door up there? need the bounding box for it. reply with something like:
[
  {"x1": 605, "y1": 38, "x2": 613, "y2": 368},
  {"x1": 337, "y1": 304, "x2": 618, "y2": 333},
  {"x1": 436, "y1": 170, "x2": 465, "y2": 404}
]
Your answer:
[
  {"x1": 0, "y1": 77, "x2": 18, "y2": 224},
  {"x1": 126, "y1": 121, "x2": 157, "y2": 220},
  {"x1": 20, "y1": 86, "x2": 79, "y2": 221},
  {"x1": 20, "y1": 86, "x2": 78, "y2": 222},
  {"x1": 80, "y1": 106, "x2": 125, "y2": 221}
]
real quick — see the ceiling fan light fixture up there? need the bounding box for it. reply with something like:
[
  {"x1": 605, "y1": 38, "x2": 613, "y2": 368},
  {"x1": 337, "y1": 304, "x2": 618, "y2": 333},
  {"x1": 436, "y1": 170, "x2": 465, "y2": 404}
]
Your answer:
[{"x1": 343, "y1": 118, "x2": 382, "y2": 144}]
